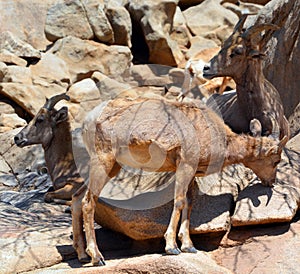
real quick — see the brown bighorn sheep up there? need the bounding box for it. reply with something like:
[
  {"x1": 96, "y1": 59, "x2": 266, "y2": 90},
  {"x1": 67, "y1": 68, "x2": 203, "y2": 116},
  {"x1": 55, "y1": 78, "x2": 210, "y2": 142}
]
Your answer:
[
  {"x1": 14, "y1": 94, "x2": 85, "y2": 204},
  {"x1": 81, "y1": 96, "x2": 287, "y2": 266},
  {"x1": 203, "y1": 15, "x2": 290, "y2": 140},
  {"x1": 14, "y1": 93, "x2": 90, "y2": 263}
]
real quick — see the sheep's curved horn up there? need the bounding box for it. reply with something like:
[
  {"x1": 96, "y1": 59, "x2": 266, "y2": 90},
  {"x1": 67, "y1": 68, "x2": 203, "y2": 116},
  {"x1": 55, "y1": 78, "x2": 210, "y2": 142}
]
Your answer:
[
  {"x1": 242, "y1": 24, "x2": 280, "y2": 41},
  {"x1": 233, "y1": 14, "x2": 250, "y2": 34},
  {"x1": 44, "y1": 93, "x2": 70, "y2": 110}
]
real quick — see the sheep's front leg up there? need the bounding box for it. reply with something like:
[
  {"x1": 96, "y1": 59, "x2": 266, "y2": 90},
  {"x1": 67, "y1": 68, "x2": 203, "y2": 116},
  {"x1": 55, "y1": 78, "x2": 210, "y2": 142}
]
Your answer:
[
  {"x1": 71, "y1": 185, "x2": 89, "y2": 263},
  {"x1": 164, "y1": 162, "x2": 195, "y2": 255},
  {"x1": 82, "y1": 154, "x2": 119, "y2": 266},
  {"x1": 178, "y1": 180, "x2": 197, "y2": 253}
]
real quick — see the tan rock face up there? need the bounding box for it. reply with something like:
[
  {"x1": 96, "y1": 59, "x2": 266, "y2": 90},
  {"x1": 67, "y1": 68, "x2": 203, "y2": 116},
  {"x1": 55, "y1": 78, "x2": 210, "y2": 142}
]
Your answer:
[
  {"x1": 45, "y1": 0, "x2": 93, "y2": 41},
  {"x1": 128, "y1": 0, "x2": 185, "y2": 66},
  {"x1": 183, "y1": 0, "x2": 239, "y2": 45},
  {"x1": 0, "y1": 31, "x2": 41, "y2": 60},
  {"x1": 0, "y1": 0, "x2": 55, "y2": 50},
  {"x1": 49, "y1": 36, "x2": 132, "y2": 82}
]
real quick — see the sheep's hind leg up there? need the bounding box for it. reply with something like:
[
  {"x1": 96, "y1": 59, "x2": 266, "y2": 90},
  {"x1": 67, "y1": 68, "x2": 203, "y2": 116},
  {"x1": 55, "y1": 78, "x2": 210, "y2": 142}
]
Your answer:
[
  {"x1": 178, "y1": 180, "x2": 197, "y2": 253},
  {"x1": 164, "y1": 162, "x2": 195, "y2": 255},
  {"x1": 71, "y1": 185, "x2": 89, "y2": 263}
]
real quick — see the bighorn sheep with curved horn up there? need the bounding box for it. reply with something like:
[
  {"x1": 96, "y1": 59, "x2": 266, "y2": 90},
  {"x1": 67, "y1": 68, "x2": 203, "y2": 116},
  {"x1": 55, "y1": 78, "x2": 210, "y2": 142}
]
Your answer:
[
  {"x1": 81, "y1": 95, "x2": 287, "y2": 266},
  {"x1": 203, "y1": 14, "x2": 290, "y2": 140},
  {"x1": 14, "y1": 93, "x2": 93, "y2": 263},
  {"x1": 14, "y1": 93, "x2": 84, "y2": 204}
]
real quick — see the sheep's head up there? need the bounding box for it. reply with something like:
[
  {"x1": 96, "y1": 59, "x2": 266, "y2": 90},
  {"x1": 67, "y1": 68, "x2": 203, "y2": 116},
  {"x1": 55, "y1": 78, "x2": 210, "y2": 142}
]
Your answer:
[
  {"x1": 203, "y1": 14, "x2": 279, "y2": 80},
  {"x1": 14, "y1": 93, "x2": 70, "y2": 149},
  {"x1": 244, "y1": 135, "x2": 287, "y2": 186},
  {"x1": 241, "y1": 119, "x2": 287, "y2": 186}
]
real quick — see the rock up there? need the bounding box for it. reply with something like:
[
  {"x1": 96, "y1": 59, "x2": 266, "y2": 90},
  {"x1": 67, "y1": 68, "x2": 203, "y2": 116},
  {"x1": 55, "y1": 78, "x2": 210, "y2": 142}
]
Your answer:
[
  {"x1": 213, "y1": 220, "x2": 300, "y2": 274},
  {"x1": 49, "y1": 36, "x2": 132, "y2": 82},
  {"x1": 0, "y1": 202, "x2": 73, "y2": 274},
  {"x1": 69, "y1": 252, "x2": 231, "y2": 273},
  {"x1": 45, "y1": 0, "x2": 93, "y2": 42},
  {"x1": 0, "y1": 62, "x2": 6, "y2": 81},
  {"x1": 0, "y1": 49, "x2": 27, "y2": 67},
  {"x1": 247, "y1": 0, "x2": 300, "y2": 117},
  {"x1": 91, "y1": 71, "x2": 131, "y2": 101},
  {"x1": 183, "y1": 0, "x2": 239, "y2": 45},
  {"x1": 1, "y1": 65, "x2": 32, "y2": 85},
  {"x1": 0, "y1": 83, "x2": 65, "y2": 116},
  {"x1": 0, "y1": 31, "x2": 41, "y2": 60},
  {"x1": 0, "y1": 113, "x2": 26, "y2": 129},
  {"x1": 67, "y1": 79, "x2": 100, "y2": 103},
  {"x1": 288, "y1": 102, "x2": 300, "y2": 138},
  {"x1": 83, "y1": 0, "x2": 114, "y2": 44},
  {"x1": 129, "y1": 64, "x2": 173, "y2": 87},
  {"x1": 170, "y1": 6, "x2": 192, "y2": 48},
  {"x1": 0, "y1": 101, "x2": 15, "y2": 115},
  {"x1": 0, "y1": 129, "x2": 45, "y2": 175},
  {"x1": 128, "y1": 0, "x2": 185, "y2": 66},
  {"x1": 106, "y1": 6, "x2": 132, "y2": 47},
  {"x1": 0, "y1": 0, "x2": 55, "y2": 50},
  {"x1": 93, "y1": 164, "x2": 241, "y2": 240},
  {"x1": 30, "y1": 52, "x2": 71, "y2": 86},
  {"x1": 185, "y1": 36, "x2": 219, "y2": 60},
  {"x1": 286, "y1": 132, "x2": 300, "y2": 153},
  {"x1": 231, "y1": 149, "x2": 300, "y2": 226}
]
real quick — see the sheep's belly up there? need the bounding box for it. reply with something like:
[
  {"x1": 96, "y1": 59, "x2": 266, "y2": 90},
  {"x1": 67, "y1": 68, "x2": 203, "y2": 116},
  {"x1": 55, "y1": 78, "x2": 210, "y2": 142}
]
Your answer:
[{"x1": 115, "y1": 142, "x2": 177, "y2": 172}]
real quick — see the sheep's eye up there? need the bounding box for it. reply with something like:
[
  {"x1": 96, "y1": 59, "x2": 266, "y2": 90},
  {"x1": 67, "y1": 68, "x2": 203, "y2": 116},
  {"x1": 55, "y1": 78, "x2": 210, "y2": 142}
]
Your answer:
[
  {"x1": 230, "y1": 46, "x2": 244, "y2": 58},
  {"x1": 35, "y1": 115, "x2": 45, "y2": 125}
]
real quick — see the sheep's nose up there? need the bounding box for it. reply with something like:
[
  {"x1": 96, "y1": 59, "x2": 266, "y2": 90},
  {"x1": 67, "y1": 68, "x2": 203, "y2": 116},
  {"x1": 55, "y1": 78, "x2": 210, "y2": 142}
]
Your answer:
[
  {"x1": 14, "y1": 134, "x2": 20, "y2": 143},
  {"x1": 203, "y1": 64, "x2": 210, "y2": 71},
  {"x1": 14, "y1": 133, "x2": 26, "y2": 147}
]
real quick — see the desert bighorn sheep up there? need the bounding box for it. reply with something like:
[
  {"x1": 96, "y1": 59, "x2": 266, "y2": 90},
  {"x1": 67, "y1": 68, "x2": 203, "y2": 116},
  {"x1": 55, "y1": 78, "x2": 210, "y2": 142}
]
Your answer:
[
  {"x1": 81, "y1": 95, "x2": 287, "y2": 266},
  {"x1": 203, "y1": 15, "x2": 290, "y2": 140},
  {"x1": 14, "y1": 93, "x2": 91, "y2": 263},
  {"x1": 14, "y1": 93, "x2": 85, "y2": 204}
]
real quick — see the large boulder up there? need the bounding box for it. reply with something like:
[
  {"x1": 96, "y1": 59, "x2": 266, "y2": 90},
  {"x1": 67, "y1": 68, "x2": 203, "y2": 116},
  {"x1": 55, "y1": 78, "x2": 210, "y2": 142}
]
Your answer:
[
  {"x1": 183, "y1": 0, "x2": 239, "y2": 45},
  {"x1": 0, "y1": 31, "x2": 41, "y2": 61},
  {"x1": 232, "y1": 145, "x2": 300, "y2": 226},
  {"x1": 128, "y1": 0, "x2": 185, "y2": 66},
  {"x1": 45, "y1": 0, "x2": 94, "y2": 42},
  {"x1": 0, "y1": 0, "x2": 55, "y2": 50},
  {"x1": 106, "y1": 6, "x2": 132, "y2": 47},
  {"x1": 49, "y1": 36, "x2": 132, "y2": 82},
  {"x1": 83, "y1": 0, "x2": 114, "y2": 44}
]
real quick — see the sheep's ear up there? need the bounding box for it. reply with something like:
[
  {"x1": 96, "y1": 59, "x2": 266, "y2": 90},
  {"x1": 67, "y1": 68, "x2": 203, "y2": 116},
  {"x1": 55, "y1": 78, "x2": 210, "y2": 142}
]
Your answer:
[
  {"x1": 54, "y1": 106, "x2": 68, "y2": 124},
  {"x1": 250, "y1": 118, "x2": 262, "y2": 137}
]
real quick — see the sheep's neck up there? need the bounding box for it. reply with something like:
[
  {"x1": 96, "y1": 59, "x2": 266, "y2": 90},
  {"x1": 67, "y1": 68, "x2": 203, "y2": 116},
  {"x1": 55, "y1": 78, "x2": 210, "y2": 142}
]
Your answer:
[
  {"x1": 224, "y1": 134, "x2": 263, "y2": 166},
  {"x1": 44, "y1": 120, "x2": 81, "y2": 188},
  {"x1": 235, "y1": 60, "x2": 267, "y2": 118}
]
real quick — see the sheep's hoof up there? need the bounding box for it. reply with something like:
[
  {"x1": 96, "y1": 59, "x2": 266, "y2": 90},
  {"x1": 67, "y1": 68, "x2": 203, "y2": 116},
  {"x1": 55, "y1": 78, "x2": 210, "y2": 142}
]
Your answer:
[
  {"x1": 165, "y1": 247, "x2": 181, "y2": 255},
  {"x1": 92, "y1": 258, "x2": 106, "y2": 266},
  {"x1": 78, "y1": 255, "x2": 90, "y2": 264},
  {"x1": 181, "y1": 246, "x2": 198, "y2": 253}
]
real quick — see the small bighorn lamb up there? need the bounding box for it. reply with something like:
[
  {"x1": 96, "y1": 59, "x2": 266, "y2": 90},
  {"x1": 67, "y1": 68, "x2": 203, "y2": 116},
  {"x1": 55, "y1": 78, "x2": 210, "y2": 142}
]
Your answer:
[
  {"x1": 81, "y1": 96, "x2": 287, "y2": 266},
  {"x1": 203, "y1": 14, "x2": 290, "y2": 140},
  {"x1": 14, "y1": 94, "x2": 84, "y2": 205}
]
